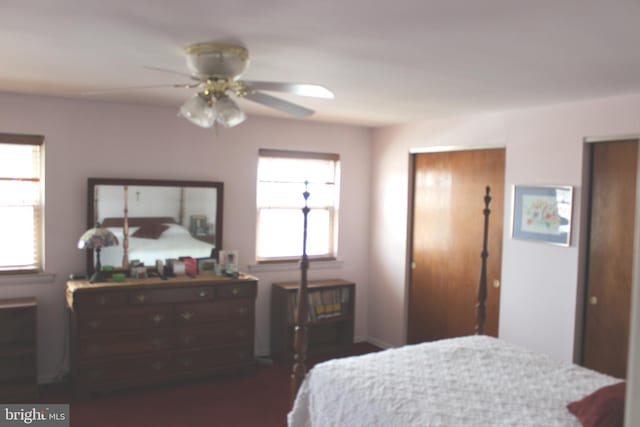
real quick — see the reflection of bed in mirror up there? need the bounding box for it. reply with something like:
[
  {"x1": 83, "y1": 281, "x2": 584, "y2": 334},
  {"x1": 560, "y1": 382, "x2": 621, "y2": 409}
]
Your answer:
[
  {"x1": 87, "y1": 178, "x2": 223, "y2": 274},
  {"x1": 99, "y1": 217, "x2": 215, "y2": 267}
]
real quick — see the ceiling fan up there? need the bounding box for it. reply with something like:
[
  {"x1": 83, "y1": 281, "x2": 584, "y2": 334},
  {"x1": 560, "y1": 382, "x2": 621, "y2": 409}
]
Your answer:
[{"x1": 89, "y1": 42, "x2": 334, "y2": 128}]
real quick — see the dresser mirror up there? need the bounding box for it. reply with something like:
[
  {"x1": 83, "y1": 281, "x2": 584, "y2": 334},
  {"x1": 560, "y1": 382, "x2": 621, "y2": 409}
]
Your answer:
[{"x1": 86, "y1": 178, "x2": 223, "y2": 274}]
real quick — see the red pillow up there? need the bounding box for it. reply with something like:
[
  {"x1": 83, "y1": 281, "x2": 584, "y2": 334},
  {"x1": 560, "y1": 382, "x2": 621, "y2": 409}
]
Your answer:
[
  {"x1": 567, "y1": 382, "x2": 625, "y2": 427},
  {"x1": 132, "y1": 223, "x2": 169, "y2": 239}
]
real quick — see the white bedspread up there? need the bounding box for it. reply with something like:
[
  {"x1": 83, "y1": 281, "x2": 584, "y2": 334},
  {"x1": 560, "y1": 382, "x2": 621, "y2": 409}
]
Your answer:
[
  {"x1": 288, "y1": 335, "x2": 619, "y2": 427},
  {"x1": 100, "y1": 224, "x2": 214, "y2": 267}
]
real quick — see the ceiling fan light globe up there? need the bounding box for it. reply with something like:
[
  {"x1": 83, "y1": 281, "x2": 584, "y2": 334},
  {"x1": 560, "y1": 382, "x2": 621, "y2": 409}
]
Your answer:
[
  {"x1": 179, "y1": 94, "x2": 215, "y2": 128},
  {"x1": 184, "y1": 42, "x2": 249, "y2": 79},
  {"x1": 215, "y1": 95, "x2": 246, "y2": 128}
]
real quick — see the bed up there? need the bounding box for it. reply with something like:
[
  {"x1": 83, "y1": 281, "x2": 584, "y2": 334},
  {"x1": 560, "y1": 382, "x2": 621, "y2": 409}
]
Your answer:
[
  {"x1": 287, "y1": 187, "x2": 626, "y2": 427},
  {"x1": 99, "y1": 217, "x2": 215, "y2": 267},
  {"x1": 288, "y1": 335, "x2": 622, "y2": 426}
]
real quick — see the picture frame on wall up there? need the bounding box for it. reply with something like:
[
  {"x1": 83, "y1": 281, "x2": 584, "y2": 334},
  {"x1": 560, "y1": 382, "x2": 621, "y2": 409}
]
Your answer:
[{"x1": 511, "y1": 185, "x2": 573, "y2": 246}]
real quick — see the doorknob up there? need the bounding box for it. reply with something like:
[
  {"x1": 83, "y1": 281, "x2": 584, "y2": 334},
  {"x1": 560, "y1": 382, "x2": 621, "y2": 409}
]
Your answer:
[
  {"x1": 589, "y1": 296, "x2": 598, "y2": 305},
  {"x1": 492, "y1": 280, "x2": 500, "y2": 289}
]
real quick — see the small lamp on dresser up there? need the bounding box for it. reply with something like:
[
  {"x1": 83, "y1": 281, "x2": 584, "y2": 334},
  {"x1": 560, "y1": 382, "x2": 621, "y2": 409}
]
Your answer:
[{"x1": 77, "y1": 223, "x2": 119, "y2": 283}]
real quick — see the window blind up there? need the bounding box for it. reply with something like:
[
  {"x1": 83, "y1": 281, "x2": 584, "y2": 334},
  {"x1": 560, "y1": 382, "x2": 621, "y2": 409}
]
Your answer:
[{"x1": 0, "y1": 133, "x2": 44, "y2": 273}]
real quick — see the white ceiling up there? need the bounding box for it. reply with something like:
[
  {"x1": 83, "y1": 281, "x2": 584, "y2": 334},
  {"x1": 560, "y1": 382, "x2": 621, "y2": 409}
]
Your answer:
[{"x1": 2, "y1": 1, "x2": 640, "y2": 127}]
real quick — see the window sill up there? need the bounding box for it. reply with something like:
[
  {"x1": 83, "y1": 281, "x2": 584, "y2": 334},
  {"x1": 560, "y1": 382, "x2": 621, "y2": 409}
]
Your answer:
[
  {"x1": 0, "y1": 272, "x2": 57, "y2": 285},
  {"x1": 248, "y1": 259, "x2": 344, "y2": 273}
]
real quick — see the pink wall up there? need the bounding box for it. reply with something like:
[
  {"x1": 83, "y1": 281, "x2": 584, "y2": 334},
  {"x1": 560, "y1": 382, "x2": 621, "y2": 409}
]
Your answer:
[
  {"x1": 371, "y1": 94, "x2": 640, "y2": 424},
  {"x1": 0, "y1": 92, "x2": 371, "y2": 382}
]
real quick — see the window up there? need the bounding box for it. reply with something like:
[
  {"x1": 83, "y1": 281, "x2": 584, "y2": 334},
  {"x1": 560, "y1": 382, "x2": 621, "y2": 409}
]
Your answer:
[
  {"x1": 257, "y1": 149, "x2": 340, "y2": 262},
  {"x1": 0, "y1": 133, "x2": 44, "y2": 273}
]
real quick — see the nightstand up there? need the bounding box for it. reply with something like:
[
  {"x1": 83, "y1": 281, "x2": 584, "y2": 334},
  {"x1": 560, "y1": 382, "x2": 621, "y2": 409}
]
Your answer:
[{"x1": 0, "y1": 297, "x2": 38, "y2": 402}]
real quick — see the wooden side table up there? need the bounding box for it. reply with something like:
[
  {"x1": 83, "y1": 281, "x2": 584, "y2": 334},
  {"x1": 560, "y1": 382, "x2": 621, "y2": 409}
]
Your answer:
[
  {"x1": 271, "y1": 279, "x2": 355, "y2": 362},
  {"x1": 0, "y1": 297, "x2": 38, "y2": 402}
]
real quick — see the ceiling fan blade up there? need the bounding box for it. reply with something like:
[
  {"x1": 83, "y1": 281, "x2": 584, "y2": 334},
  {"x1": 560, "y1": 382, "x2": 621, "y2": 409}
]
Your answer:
[
  {"x1": 243, "y1": 81, "x2": 334, "y2": 99},
  {"x1": 243, "y1": 91, "x2": 315, "y2": 117},
  {"x1": 82, "y1": 82, "x2": 198, "y2": 96},
  {"x1": 143, "y1": 66, "x2": 200, "y2": 81}
]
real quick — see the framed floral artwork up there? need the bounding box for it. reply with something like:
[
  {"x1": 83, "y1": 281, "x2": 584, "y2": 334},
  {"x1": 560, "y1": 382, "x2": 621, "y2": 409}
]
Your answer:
[{"x1": 511, "y1": 185, "x2": 573, "y2": 246}]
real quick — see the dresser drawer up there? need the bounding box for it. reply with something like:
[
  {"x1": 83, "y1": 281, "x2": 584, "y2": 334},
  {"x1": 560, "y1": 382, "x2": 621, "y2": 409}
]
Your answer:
[
  {"x1": 74, "y1": 292, "x2": 128, "y2": 309},
  {"x1": 177, "y1": 321, "x2": 254, "y2": 349},
  {"x1": 216, "y1": 283, "x2": 256, "y2": 299},
  {"x1": 79, "y1": 330, "x2": 175, "y2": 359},
  {"x1": 174, "y1": 345, "x2": 253, "y2": 373},
  {"x1": 175, "y1": 300, "x2": 254, "y2": 325},
  {"x1": 129, "y1": 286, "x2": 214, "y2": 305},
  {"x1": 78, "y1": 305, "x2": 173, "y2": 334}
]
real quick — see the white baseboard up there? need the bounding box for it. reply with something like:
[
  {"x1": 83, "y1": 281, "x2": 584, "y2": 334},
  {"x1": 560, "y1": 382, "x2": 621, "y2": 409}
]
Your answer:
[
  {"x1": 356, "y1": 337, "x2": 395, "y2": 349},
  {"x1": 358, "y1": 336, "x2": 393, "y2": 349}
]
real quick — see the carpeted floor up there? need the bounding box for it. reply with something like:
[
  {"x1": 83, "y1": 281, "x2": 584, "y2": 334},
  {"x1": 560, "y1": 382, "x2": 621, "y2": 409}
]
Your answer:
[{"x1": 37, "y1": 343, "x2": 381, "y2": 427}]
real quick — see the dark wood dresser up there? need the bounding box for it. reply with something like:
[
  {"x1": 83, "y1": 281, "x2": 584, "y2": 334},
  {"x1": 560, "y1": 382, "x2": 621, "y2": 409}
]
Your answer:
[
  {"x1": 66, "y1": 274, "x2": 257, "y2": 397},
  {"x1": 0, "y1": 297, "x2": 38, "y2": 402}
]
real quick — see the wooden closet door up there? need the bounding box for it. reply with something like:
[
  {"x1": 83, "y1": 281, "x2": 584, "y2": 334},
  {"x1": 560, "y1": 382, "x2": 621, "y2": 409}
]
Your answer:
[
  {"x1": 408, "y1": 148, "x2": 505, "y2": 344},
  {"x1": 583, "y1": 139, "x2": 638, "y2": 378}
]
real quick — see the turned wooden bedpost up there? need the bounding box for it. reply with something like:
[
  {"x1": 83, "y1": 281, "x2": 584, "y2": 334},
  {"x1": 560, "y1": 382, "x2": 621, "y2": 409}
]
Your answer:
[
  {"x1": 476, "y1": 186, "x2": 491, "y2": 335},
  {"x1": 122, "y1": 185, "x2": 129, "y2": 270},
  {"x1": 291, "y1": 183, "x2": 310, "y2": 405}
]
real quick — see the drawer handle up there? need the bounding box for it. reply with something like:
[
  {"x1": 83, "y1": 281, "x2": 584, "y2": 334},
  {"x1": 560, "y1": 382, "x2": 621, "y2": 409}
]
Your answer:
[
  {"x1": 180, "y1": 358, "x2": 193, "y2": 368},
  {"x1": 198, "y1": 290, "x2": 209, "y2": 298},
  {"x1": 136, "y1": 294, "x2": 147, "y2": 303},
  {"x1": 236, "y1": 307, "x2": 248, "y2": 315},
  {"x1": 181, "y1": 311, "x2": 193, "y2": 321},
  {"x1": 182, "y1": 335, "x2": 192, "y2": 344},
  {"x1": 151, "y1": 361, "x2": 165, "y2": 371},
  {"x1": 88, "y1": 320, "x2": 102, "y2": 329},
  {"x1": 232, "y1": 287, "x2": 240, "y2": 295},
  {"x1": 97, "y1": 296, "x2": 109, "y2": 305},
  {"x1": 151, "y1": 314, "x2": 165, "y2": 324}
]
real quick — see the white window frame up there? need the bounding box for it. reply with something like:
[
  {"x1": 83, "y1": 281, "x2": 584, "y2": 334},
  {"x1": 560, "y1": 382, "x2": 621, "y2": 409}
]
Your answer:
[
  {"x1": 256, "y1": 149, "x2": 340, "y2": 263},
  {"x1": 0, "y1": 133, "x2": 45, "y2": 274}
]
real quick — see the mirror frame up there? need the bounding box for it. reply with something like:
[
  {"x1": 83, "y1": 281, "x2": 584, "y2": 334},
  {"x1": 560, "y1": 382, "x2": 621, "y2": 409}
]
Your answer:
[{"x1": 86, "y1": 177, "x2": 224, "y2": 274}]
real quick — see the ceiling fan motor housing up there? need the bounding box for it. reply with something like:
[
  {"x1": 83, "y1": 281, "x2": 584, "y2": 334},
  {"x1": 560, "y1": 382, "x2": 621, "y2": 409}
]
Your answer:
[{"x1": 184, "y1": 42, "x2": 249, "y2": 80}]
